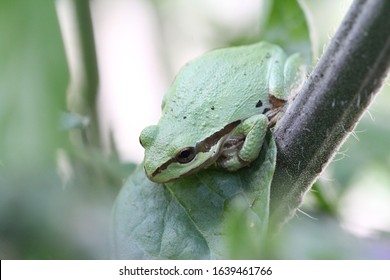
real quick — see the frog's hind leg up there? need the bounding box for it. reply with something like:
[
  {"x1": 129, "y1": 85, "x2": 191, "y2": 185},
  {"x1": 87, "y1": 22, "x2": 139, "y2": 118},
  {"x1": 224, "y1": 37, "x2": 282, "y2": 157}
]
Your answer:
[
  {"x1": 283, "y1": 53, "x2": 306, "y2": 102},
  {"x1": 267, "y1": 53, "x2": 305, "y2": 126}
]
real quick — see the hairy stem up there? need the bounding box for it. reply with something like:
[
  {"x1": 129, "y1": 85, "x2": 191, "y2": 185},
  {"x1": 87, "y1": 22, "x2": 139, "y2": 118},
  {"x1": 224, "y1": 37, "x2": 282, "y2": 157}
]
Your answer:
[{"x1": 269, "y1": 0, "x2": 390, "y2": 228}]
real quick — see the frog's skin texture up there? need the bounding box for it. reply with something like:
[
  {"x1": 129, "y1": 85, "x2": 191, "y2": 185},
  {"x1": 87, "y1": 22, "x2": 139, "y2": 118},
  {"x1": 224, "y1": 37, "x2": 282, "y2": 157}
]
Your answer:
[{"x1": 139, "y1": 42, "x2": 306, "y2": 183}]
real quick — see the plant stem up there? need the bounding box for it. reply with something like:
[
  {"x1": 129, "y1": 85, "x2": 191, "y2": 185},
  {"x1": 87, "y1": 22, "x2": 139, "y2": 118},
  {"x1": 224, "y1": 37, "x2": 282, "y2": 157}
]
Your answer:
[
  {"x1": 70, "y1": 0, "x2": 101, "y2": 149},
  {"x1": 269, "y1": 0, "x2": 390, "y2": 228}
]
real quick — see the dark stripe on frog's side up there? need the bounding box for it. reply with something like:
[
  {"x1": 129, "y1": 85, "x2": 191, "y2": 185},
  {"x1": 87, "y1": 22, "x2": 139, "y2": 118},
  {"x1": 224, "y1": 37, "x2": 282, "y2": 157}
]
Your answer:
[
  {"x1": 151, "y1": 120, "x2": 241, "y2": 178},
  {"x1": 195, "y1": 120, "x2": 241, "y2": 153}
]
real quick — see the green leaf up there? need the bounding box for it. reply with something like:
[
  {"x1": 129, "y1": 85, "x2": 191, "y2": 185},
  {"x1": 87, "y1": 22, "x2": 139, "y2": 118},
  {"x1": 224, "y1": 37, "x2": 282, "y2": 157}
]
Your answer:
[
  {"x1": 261, "y1": 0, "x2": 312, "y2": 65},
  {"x1": 111, "y1": 133, "x2": 276, "y2": 259}
]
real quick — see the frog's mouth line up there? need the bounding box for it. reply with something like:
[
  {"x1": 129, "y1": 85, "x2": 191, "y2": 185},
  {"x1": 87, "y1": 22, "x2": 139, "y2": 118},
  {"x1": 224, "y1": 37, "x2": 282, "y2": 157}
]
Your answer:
[{"x1": 150, "y1": 120, "x2": 241, "y2": 180}]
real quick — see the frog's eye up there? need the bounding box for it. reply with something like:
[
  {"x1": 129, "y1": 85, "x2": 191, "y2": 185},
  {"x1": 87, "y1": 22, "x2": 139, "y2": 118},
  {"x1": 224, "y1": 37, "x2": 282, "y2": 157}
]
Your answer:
[{"x1": 175, "y1": 147, "x2": 196, "y2": 164}]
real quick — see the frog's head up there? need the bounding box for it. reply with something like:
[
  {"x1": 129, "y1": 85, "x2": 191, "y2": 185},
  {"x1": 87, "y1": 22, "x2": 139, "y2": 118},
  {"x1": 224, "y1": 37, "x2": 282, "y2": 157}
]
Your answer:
[
  {"x1": 139, "y1": 125, "x2": 219, "y2": 183},
  {"x1": 139, "y1": 121, "x2": 240, "y2": 183}
]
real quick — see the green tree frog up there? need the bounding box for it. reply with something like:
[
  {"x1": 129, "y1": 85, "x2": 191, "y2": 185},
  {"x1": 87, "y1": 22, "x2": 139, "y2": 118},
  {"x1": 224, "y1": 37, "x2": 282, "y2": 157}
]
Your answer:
[{"x1": 139, "y1": 42, "x2": 306, "y2": 183}]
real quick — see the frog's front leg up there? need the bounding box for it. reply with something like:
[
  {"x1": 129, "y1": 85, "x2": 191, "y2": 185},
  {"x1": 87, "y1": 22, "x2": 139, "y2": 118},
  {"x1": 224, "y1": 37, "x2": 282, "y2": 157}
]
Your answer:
[{"x1": 217, "y1": 114, "x2": 268, "y2": 171}]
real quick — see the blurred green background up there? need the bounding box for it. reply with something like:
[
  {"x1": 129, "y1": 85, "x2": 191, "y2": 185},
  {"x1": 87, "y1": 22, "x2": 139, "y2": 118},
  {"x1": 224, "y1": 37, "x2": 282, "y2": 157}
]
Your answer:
[{"x1": 0, "y1": 0, "x2": 389, "y2": 259}]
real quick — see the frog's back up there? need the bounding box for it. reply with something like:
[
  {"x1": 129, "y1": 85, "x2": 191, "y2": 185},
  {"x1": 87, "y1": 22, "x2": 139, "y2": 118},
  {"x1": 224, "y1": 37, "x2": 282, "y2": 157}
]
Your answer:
[{"x1": 160, "y1": 42, "x2": 286, "y2": 144}]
